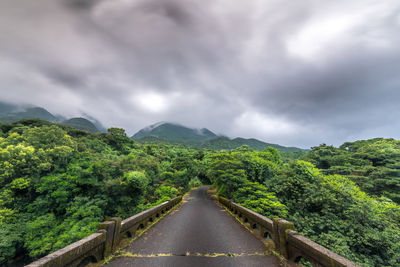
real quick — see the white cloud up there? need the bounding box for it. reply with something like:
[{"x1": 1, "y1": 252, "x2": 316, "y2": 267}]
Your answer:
[
  {"x1": 0, "y1": 0, "x2": 400, "y2": 147},
  {"x1": 286, "y1": 0, "x2": 398, "y2": 60},
  {"x1": 286, "y1": 16, "x2": 357, "y2": 60},
  {"x1": 132, "y1": 90, "x2": 183, "y2": 114},
  {"x1": 231, "y1": 111, "x2": 312, "y2": 146},
  {"x1": 132, "y1": 91, "x2": 167, "y2": 113}
]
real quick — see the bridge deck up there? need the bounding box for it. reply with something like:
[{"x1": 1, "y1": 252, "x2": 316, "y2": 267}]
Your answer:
[{"x1": 105, "y1": 187, "x2": 279, "y2": 267}]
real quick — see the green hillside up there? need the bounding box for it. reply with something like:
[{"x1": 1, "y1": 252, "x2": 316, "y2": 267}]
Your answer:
[
  {"x1": 0, "y1": 101, "x2": 106, "y2": 133},
  {"x1": 0, "y1": 106, "x2": 58, "y2": 123},
  {"x1": 81, "y1": 113, "x2": 107, "y2": 132},
  {"x1": 132, "y1": 122, "x2": 217, "y2": 143},
  {"x1": 0, "y1": 101, "x2": 18, "y2": 114},
  {"x1": 135, "y1": 135, "x2": 169, "y2": 144},
  {"x1": 61, "y1": 117, "x2": 99, "y2": 133},
  {"x1": 202, "y1": 136, "x2": 305, "y2": 152},
  {"x1": 133, "y1": 122, "x2": 307, "y2": 153}
]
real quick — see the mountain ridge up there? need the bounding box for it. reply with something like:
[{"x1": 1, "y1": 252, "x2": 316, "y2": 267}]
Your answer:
[
  {"x1": 132, "y1": 122, "x2": 217, "y2": 142},
  {"x1": 1, "y1": 101, "x2": 307, "y2": 152},
  {"x1": 0, "y1": 101, "x2": 104, "y2": 133},
  {"x1": 62, "y1": 118, "x2": 99, "y2": 133},
  {"x1": 132, "y1": 122, "x2": 306, "y2": 152}
]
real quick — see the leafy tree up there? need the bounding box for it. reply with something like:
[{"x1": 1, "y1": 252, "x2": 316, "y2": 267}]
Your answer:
[
  {"x1": 100, "y1": 127, "x2": 135, "y2": 153},
  {"x1": 22, "y1": 125, "x2": 76, "y2": 150},
  {"x1": 233, "y1": 181, "x2": 287, "y2": 218},
  {"x1": 107, "y1": 127, "x2": 127, "y2": 137},
  {"x1": 207, "y1": 153, "x2": 247, "y2": 197},
  {"x1": 1, "y1": 119, "x2": 399, "y2": 267},
  {"x1": 303, "y1": 139, "x2": 400, "y2": 203},
  {"x1": 0, "y1": 120, "x2": 201, "y2": 264},
  {"x1": 188, "y1": 177, "x2": 203, "y2": 188},
  {"x1": 266, "y1": 161, "x2": 400, "y2": 266},
  {"x1": 237, "y1": 150, "x2": 280, "y2": 184}
]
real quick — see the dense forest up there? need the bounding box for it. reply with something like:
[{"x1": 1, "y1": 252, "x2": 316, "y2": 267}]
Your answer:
[{"x1": 0, "y1": 119, "x2": 399, "y2": 266}]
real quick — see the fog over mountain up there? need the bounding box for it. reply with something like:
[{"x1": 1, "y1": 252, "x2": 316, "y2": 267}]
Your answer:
[{"x1": 1, "y1": 0, "x2": 400, "y2": 148}]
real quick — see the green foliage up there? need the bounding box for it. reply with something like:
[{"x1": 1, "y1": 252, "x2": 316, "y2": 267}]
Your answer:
[
  {"x1": 206, "y1": 148, "x2": 287, "y2": 218},
  {"x1": 0, "y1": 222, "x2": 24, "y2": 263},
  {"x1": 188, "y1": 177, "x2": 203, "y2": 188},
  {"x1": 100, "y1": 127, "x2": 135, "y2": 154},
  {"x1": 266, "y1": 161, "x2": 400, "y2": 266},
  {"x1": 207, "y1": 153, "x2": 247, "y2": 198},
  {"x1": 154, "y1": 185, "x2": 179, "y2": 200},
  {"x1": 237, "y1": 149, "x2": 281, "y2": 184},
  {"x1": 206, "y1": 148, "x2": 282, "y2": 197},
  {"x1": 145, "y1": 185, "x2": 180, "y2": 207},
  {"x1": 1, "y1": 119, "x2": 399, "y2": 267},
  {"x1": 22, "y1": 125, "x2": 76, "y2": 150},
  {"x1": 0, "y1": 120, "x2": 200, "y2": 265},
  {"x1": 123, "y1": 171, "x2": 149, "y2": 193},
  {"x1": 233, "y1": 181, "x2": 287, "y2": 218},
  {"x1": 205, "y1": 145, "x2": 400, "y2": 266},
  {"x1": 25, "y1": 197, "x2": 104, "y2": 258},
  {"x1": 303, "y1": 138, "x2": 400, "y2": 203}
]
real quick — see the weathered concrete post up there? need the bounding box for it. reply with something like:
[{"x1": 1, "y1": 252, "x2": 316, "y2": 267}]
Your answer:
[
  {"x1": 98, "y1": 221, "x2": 116, "y2": 257},
  {"x1": 273, "y1": 218, "x2": 295, "y2": 259},
  {"x1": 109, "y1": 217, "x2": 122, "y2": 252}
]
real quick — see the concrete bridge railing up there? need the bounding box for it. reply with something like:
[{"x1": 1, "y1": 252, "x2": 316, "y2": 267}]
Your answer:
[
  {"x1": 218, "y1": 196, "x2": 359, "y2": 267},
  {"x1": 26, "y1": 196, "x2": 182, "y2": 267}
]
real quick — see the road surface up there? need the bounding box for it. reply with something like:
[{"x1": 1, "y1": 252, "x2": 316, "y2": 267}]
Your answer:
[{"x1": 105, "y1": 187, "x2": 279, "y2": 267}]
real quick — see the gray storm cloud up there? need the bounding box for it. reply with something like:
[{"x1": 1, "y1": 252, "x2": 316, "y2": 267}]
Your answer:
[{"x1": 0, "y1": 0, "x2": 399, "y2": 148}]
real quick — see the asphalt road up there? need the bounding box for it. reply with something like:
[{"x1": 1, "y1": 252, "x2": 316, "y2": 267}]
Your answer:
[{"x1": 105, "y1": 187, "x2": 279, "y2": 267}]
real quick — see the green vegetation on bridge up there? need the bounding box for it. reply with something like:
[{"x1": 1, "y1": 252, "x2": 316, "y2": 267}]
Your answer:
[{"x1": 0, "y1": 119, "x2": 399, "y2": 266}]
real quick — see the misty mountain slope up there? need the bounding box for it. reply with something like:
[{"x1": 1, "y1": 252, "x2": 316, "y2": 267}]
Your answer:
[
  {"x1": 61, "y1": 118, "x2": 99, "y2": 133},
  {"x1": 132, "y1": 122, "x2": 217, "y2": 143},
  {"x1": 133, "y1": 122, "x2": 306, "y2": 152},
  {"x1": 81, "y1": 113, "x2": 107, "y2": 132},
  {"x1": 0, "y1": 101, "x2": 19, "y2": 114},
  {"x1": 202, "y1": 136, "x2": 305, "y2": 152},
  {"x1": 0, "y1": 101, "x2": 104, "y2": 132},
  {"x1": 0, "y1": 106, "x2": 58, "y2": 123}
]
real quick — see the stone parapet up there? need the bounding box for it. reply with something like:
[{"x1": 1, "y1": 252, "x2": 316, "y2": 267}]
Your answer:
[
  {"x1": 218, "y1": 196, "x2": 359, "y2": 267},
  {"x1": 27, "y1": 196, "x2": 182, "y2": 267}
]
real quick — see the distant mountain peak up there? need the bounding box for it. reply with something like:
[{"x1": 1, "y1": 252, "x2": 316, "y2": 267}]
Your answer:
[
  {"x1": 61, "y1": 117, "x2": 99, "y2": 133},
  {"x1": 80, "y1": 112, "x2": 107, "y2": 132},
  {"x1": 132, "y1": 122, "x2": 217, "y2": 143},
  {"x1": 133, "y1": 122, "x2": 306, "y2": 152},
  {"x1": 143, "y1": 121, "x2": 170, "y2": 131},
  {"x1": 0, "y1": 103, "x2": 58, "y2": 123},
  {"x1": 195, "y1": 128, "x2": 215, "y2": 136},
  {"x1": 0, "y1": 101, "x2": 103, "y2": 133}
]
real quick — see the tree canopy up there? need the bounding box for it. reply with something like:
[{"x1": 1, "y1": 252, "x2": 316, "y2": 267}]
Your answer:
[{"x1": 0, "y1": 120, "x2": 399, "y2": 266}]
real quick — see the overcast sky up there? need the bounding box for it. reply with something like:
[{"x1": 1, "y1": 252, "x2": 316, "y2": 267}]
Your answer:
[{"x1": 1, "y1": 0, "x2": 400, "y2": 148}]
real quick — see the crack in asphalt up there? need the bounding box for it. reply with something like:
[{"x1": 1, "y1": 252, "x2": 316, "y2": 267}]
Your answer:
[{"x1": 116, "y1": 252, "x2": 271, "y2": 258}]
